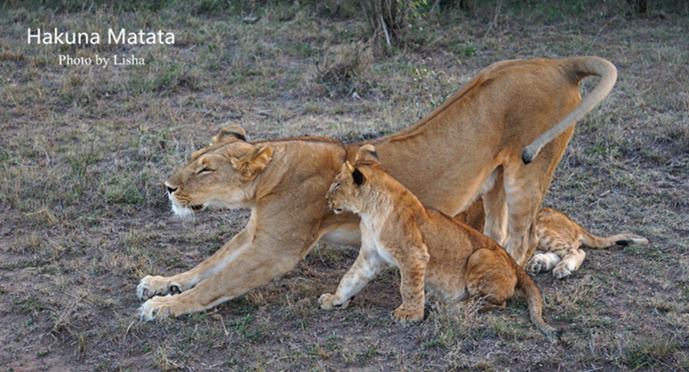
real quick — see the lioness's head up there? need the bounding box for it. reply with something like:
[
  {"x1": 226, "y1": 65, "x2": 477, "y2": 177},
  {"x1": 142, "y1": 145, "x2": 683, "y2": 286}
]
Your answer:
[
  {"x1": 325, "y1": 144, "x2": 380, "y2": 214},
  {"x1": 164, "y1": 125, "x2": 273, "y2": 218}
]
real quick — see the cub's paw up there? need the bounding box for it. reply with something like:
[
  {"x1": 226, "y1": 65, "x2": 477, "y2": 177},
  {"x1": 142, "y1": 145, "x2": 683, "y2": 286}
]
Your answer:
[
  {"x1": 139, "y1": 295, "x2": 176, "y2": 321},
  {"x1": 526, "y1": 255, "x2": 549, "y2": 275},
  {"x1": 392, "y1": 306, "x2": 423, "y2": 323},
  {"x1": 136, "y1": 275, "x2": 182, "y2": 300},
  {"x1": 318, "y1": 293, "x2": 349, "y2": 310},
  {"x1": 552, "y1": 264, "x2": 572, "y2": 279}
]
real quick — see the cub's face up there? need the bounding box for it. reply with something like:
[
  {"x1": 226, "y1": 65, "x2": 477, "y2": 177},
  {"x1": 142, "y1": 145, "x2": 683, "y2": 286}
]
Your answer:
[
  {"x1": 326, "y1": 162, "x2": 364, "y2": 214},
  {"x1": 164, "y1": 127, "x2": 272, "y2": 218}
]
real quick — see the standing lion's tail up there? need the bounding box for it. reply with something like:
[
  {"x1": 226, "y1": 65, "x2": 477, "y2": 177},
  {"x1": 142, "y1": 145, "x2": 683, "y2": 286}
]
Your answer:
[
  {"x1": 515, "y1": 266, "x2": 559, "y2": 339},
  {"x1": 580, "y1": 227, "x2": 649, "y2": 249},
  {"x1": 522, "y1": 56, "x2": 617, "y2": 164}
]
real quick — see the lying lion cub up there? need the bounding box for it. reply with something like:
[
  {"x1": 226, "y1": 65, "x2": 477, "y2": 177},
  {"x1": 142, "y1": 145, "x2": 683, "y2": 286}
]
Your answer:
[
  {"x1": 456, "y1": 200, "x2": 649, "y2": 279},
  {"x1": 320, "y1": 145, "x2": 557, "y2": 338}
]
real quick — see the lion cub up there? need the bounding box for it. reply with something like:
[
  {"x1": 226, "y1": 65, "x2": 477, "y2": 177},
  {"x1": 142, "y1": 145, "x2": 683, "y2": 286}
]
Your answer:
[
  {"x1": 456, "y1": 201, "x2": 649, "y2": 279},
  {"x1": 320, "y1": 145, "x2": 557, "y2": 338}
]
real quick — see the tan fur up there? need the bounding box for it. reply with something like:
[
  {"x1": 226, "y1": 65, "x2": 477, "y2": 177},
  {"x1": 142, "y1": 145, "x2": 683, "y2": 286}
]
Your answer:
[
  {"x1": 456, "y1": 201, "x2": 649, "y2": 279},
  {"x1": 320, "y1": 146, "x2": 557, "y2": 338},
  {"x1": 136, "y1": 57, "x2": 617, "y2": 320}
]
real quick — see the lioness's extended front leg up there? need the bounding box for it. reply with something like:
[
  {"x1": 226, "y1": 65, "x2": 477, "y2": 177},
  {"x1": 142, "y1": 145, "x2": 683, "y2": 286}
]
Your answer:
[
  {"x1": 139, "y1": 228, "x2": 308, "y2": 320},
  {"x1": 319, "y1": 245, "x2": 383, "y2": 310},
  {"x1": 136, "y1": 217, "x2": 256, "y2": 300},
  {"x1": 138, "y1": 188, "x2": 336, "y2": 321}
]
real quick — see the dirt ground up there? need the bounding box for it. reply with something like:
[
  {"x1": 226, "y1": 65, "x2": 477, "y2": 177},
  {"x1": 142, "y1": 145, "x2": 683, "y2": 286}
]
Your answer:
[{"x1": 1, "y1": 1, "x2": 688, "y2": 370}]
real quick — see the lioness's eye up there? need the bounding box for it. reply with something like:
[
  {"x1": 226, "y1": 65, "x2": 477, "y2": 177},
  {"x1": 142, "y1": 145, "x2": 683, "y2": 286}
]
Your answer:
[
  {"x1": 197, "y1": 168, "x2": 213, "y2": 175},
  {"x1": 334, "y1": 182, "x2": 340, "y2": 190}
]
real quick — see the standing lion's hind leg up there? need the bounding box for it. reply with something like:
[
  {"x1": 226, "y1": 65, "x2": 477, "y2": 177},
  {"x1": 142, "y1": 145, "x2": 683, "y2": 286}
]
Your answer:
[
  {"x1": 502, "y1": 152, "x2": 564, "y2": 267},
  {"x1": 482, "y1": 167, "x2": 508, "y2": 247},
  {"x1": 502, "y1": 189, "x2": 541, "y2": 268}
]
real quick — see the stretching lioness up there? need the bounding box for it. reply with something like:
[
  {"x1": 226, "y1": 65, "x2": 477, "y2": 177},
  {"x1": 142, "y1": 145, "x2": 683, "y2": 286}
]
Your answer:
[
  {"x1": 456, "y1": 201, "x2": 649, "y2": 279},
  {"x1": 320, "y1": 146, "x2": 557, "y2": 338},
  {"x1": 137, "y1": 57, "x2": 617, "y2": 320}
]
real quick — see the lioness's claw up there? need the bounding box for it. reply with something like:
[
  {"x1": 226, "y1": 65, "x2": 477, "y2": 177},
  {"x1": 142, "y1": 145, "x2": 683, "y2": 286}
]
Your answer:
[
  {"x1": 136, "y1": 275, "x2": 182, "y2": 300},
  {"x1": 139, "y1": 295, "x2": 174, "y2": 321}
]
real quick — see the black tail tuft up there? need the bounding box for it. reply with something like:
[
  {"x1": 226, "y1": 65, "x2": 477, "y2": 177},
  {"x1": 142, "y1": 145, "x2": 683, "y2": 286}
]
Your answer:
[
  {"x1": 522, "y1": 149, "x2": 534, "y2": 164},
  {"x1": 615, "y1": 239, "x2": 632, "y2": 246}
]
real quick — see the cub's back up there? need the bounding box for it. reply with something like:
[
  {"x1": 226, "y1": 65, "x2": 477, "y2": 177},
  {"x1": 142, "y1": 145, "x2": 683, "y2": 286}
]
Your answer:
[{"x1": 418, "y1": 208, "x2": 504, "y2": 268}]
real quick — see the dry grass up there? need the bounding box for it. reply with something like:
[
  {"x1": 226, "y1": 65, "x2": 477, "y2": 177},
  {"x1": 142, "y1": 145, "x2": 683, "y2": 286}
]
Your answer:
[{"x1": 1, "y1": 0, "x2": 688, "y2": 370}]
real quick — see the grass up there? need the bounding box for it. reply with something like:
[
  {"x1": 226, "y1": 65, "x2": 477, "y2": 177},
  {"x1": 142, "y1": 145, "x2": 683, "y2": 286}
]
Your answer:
[{"x1": 1, "y1": 0, "x2": 688, "y2": 370}]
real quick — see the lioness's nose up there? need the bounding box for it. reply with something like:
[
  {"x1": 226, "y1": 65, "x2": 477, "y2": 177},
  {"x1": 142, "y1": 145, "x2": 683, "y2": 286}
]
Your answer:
[{"x1": 166, "y1": 183, "x2": 178, "y2": 194}]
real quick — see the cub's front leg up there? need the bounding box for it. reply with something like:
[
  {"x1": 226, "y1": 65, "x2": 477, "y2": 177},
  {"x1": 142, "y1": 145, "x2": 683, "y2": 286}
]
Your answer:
[
  {"x1": 392, "y1": 244, "x2": 429, "y2": 323},
  {"x1": 319, "y1": 245, "x2": 383, "y2": 310}
]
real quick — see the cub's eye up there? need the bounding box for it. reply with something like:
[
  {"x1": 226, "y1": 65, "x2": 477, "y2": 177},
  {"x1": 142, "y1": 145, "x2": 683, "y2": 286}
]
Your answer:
[
  {"x1": 334, "y1": 182, "x2": 340, "y2": 190},
  {"x1": 197, "y1": 168, "x2": 213, "y2": 175}
]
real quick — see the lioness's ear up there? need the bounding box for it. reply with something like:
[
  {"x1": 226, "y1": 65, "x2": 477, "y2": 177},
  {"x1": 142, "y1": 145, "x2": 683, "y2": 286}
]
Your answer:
[
  {"x1": 352, "y1": 168, "x2": 365, "y2": 186},
  {"x1": 231, "y1": 145, "x2": 273, "y2": 179},
  {"x1": 213, "y1": 125, "x2": 247, "y2": 145},
  {"x1": 355, "y1": 144, "x2": 380, "y2": 164}
]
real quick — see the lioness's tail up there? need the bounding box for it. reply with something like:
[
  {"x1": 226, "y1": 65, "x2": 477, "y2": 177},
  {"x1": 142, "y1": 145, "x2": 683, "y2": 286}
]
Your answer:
[
  {"x1": 580, "y1": 227, "x2": 649, "y2": 249},
  {"x1": 515, "y1": 266, "x2": 558, "y2": 339},
  {"x1": 522, "y1": 56, "x2": 617, "y2": 164}
]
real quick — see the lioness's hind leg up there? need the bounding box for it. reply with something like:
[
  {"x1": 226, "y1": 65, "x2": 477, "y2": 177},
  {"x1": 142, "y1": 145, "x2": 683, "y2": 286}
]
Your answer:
[
  {"x1": 503, "y1": 154, "x2": 568, "y2": 266},
  {"x1": 482, "y1": 168, "x2": 508, "y2": 247},
  {"x1": 503, "y1": 122, "x2": 574, "y2": 266},
  {"x1": 502, "y1": 171, "x2": 542, "y2": 267}
]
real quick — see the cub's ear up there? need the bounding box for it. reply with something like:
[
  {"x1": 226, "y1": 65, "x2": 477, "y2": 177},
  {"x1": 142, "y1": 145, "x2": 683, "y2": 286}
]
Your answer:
[
  {"x1": 344, "y1": 161, "x2": 355, "y2": 173},
  {"x1": 355, "y1": 144, "x2": 380, "y2": 164},
  {"x1": 212, "y1": 125, "x2": 247, "y2": 145},
  {"x1": 352, "y1": 167, "x2": 365, "y2": 186},
  {"x1": 231, "y1": 145, "x2": 273, "y2": 179}
]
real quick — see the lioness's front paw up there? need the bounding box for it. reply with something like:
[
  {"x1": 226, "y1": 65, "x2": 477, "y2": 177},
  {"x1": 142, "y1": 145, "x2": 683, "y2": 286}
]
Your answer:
[
  {"x1": 318, "y1": 293, "x2": 349, "y2": 310},
  {"x1": 393, "y1": 306, "x2": 423, "y2": 323},
  {"x1": 139, "y1": 295, "x2": 178, "y2": 321},
  {"x1": 552, "y1": 264, "x2": 572, "y2": 279},
  {"x1": 136, "y1": 275, "x2": 182, "y2": 300}
]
